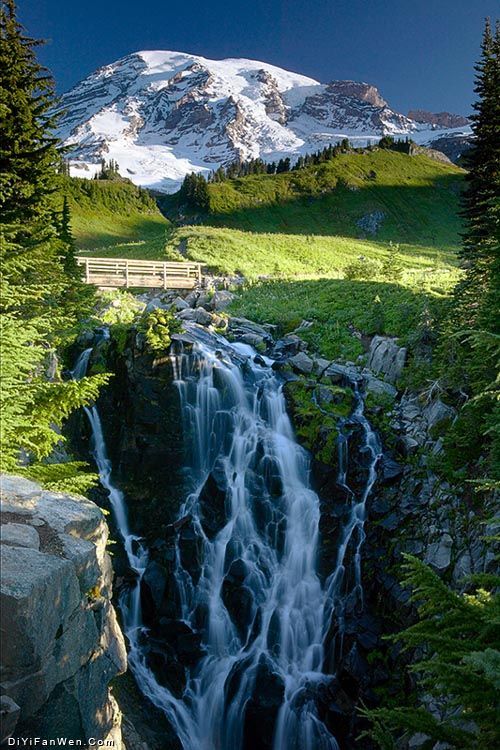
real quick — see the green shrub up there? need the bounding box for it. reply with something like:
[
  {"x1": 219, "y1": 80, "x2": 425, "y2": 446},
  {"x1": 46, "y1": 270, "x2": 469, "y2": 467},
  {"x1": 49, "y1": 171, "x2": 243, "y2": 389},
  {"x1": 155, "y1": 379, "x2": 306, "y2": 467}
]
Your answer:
[
  {"x1": 97, "y1": 290, "x2": 145, "y2": 325},
  {"x1": 344, "y1": 258, "x2": 381, "y2": 280},
  {"x1": 139, "y1": 308, "x2": 182, "y2": 352}
]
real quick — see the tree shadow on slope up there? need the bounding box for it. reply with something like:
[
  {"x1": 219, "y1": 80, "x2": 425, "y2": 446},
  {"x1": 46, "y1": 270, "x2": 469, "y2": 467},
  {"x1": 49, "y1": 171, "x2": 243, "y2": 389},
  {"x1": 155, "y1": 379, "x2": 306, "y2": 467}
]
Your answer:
[{"x1": 204, "y1": 177, "x2": 463, "y2": 250}]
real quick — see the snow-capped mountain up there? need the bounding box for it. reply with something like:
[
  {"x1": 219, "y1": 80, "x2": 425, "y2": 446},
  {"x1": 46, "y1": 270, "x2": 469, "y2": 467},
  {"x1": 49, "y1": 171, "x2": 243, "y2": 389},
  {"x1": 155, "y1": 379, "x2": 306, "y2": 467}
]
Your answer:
[{"x1": 57, "y1": 50, "x2": 471, "y2": 192}]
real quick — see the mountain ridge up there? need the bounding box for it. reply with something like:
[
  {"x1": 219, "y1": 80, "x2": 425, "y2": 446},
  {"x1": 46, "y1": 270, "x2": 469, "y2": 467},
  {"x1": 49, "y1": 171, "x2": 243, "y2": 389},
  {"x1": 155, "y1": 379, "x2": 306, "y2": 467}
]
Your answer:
[{"x1": 57, "y1": 50, "x2": 471, "y2": 192}]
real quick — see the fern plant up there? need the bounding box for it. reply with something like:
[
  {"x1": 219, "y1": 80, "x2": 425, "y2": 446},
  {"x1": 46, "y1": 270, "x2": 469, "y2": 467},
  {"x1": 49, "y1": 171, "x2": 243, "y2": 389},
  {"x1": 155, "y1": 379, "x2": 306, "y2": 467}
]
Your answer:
[{"x1": 362, "y1": 555, "x2": 500, "y2": 749}]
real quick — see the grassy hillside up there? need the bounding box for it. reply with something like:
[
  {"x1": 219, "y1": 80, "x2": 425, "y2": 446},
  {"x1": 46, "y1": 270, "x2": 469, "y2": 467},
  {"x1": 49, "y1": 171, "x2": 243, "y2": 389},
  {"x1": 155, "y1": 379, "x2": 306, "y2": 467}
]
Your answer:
[
  {"x1": 62, "y1": 177, "x2": 171, "y2": 258},
  {"x1": 167, "y1": 225, "x2": 457, "y2": 278},
  {"x1": 65, "y1": 151, "x2": 464, "y2": 361},
  {"x1": 162, "y1": 150, "x2": 464, "y2": 251},
  {"x1": 167, "y1": 225, "x2": 459, "y2": 359}
]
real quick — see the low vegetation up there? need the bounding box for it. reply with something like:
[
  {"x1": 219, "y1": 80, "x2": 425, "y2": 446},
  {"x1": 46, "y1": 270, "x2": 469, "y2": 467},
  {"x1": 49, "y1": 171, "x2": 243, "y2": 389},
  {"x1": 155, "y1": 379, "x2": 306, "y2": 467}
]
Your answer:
[
  {"x1": 63, "y1": 175, "x2": 171, "y2": 258},
  {"x1": 162, "y1": 149, "x2": 464, "y2": 250}
]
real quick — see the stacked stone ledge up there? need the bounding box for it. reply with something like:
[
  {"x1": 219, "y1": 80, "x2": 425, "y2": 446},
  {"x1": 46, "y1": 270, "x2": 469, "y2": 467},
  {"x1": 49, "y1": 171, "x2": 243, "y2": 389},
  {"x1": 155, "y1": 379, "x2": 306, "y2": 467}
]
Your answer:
[{"x1": 0, "y1": 475, "x2": 127, "y2": 746}]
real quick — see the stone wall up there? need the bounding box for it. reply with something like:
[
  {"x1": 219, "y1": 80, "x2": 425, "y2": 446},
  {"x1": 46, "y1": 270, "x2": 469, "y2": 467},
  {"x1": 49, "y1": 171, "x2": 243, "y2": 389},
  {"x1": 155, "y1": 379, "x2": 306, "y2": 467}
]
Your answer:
[{"x1": 0, "y1": 475, "x2": 127, "y2": 745}]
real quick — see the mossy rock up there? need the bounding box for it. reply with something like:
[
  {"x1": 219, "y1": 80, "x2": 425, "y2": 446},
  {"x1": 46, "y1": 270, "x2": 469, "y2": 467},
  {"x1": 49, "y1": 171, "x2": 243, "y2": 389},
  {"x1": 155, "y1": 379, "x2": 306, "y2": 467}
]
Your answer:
[{"x1": 283, "y1": 378, "x2": 354, "y2": 470}]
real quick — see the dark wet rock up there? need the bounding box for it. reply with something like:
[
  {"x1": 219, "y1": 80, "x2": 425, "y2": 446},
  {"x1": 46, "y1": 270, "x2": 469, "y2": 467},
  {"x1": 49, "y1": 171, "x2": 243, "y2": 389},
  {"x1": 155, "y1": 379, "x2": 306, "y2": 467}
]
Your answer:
[
  {"x1": 318, "y1": 495, "x2": 355, "y2": 580},
  {"x1": 151, "y1": 620, "x2": 205, "y2": 666},
  {"x1": 339, "y1": 643, "x2": 370, "y2": 694},
  {"x1": 344, "y1": 612, "x2": 381, "y2": 651},
  {"x1": 260, "y1": 455, "x2": 283, "y2": 498},
  {"x1": 396, "y1": 434, "x2": 420, "y2": 456},
  {"x1": 221, "y1": 575, "x2": 254, "y2": 642},
  {"x1": 141, "y1": 560, "x2": 167, "y2": 616},
  {"x1": 143, "y1": 641, "x2": 186, "y2": 697},
  {"x1": 140, "y1": 558, "x2": 180, "y2": 623},
  {"x1": 317, "y1": 678, "x2": 355, "y2": 745},
  {"x1": 243, "y1": 654, "x2": 285, "y2": 750},
  {"x1": 379, "y1": 454, "x2": 404, "y2": 484},
  {"x1": 272, "y1": 334, "x2": 304, "y2": 358},
  {"x1": 377, "y1": 512, "x2": 400, "y2": 531},
  {"x1": 178, "y1": 520, "x2": 204, "y2": 584},
  {"x1": 177, "y1": 628, "x2": 205, "y2": 665},
  {"x1": 369, "y1": 495, "x2": 395, "y2": 516},
  {"x1": 66, "y1": 332, "x2": 187, "y2": 541},
  {"x1": 225, "y1": 558, "x2": 247, "y2": 583},
  {"x1": 223, "y1": 654, "x2": 254, "y2": 707},
  {"x1": 198, "y1": 459, "x2": 229, "y2": 539}
]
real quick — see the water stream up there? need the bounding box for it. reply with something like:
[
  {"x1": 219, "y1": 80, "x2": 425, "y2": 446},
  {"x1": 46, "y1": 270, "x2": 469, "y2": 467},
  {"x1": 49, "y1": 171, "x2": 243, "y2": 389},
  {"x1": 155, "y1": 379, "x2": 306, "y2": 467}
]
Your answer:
[{"x1": 73, "y1": 325, "x2": 381, "y2": 750}]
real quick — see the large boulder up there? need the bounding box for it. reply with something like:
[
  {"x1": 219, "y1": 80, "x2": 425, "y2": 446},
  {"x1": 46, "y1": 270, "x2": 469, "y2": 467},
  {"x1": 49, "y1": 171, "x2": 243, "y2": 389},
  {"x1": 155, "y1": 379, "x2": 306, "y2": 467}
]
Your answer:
[
  {"x1": 289, "y1": 352, "x2": 314, "y2": 375},
  {"x1": 423, "y1": 399, "x2": 456, "y2": 436},
  {"x1": 0, "y1": 475, "x2": 126, "y2": 745},
  {"x1": 367, "y1": 336, "x2": 407, "y2": 383},
  {"x1": 425, "y1": 532, "x2": 453, "y2": 571},
  {"x1": 212, "y1": 290, "x2": 235, "y2": 310}
]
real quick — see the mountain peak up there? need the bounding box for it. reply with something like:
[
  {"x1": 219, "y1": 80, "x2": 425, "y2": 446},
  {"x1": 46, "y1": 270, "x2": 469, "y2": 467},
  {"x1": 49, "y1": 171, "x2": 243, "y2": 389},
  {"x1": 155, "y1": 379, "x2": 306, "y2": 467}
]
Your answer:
[{"x1": 57, "y1": 51, "x2": 471, "y2": 192}]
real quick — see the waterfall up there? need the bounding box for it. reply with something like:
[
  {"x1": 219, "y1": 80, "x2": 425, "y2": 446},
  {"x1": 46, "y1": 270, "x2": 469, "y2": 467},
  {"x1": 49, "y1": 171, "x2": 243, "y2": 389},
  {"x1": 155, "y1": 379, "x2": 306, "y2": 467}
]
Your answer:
[{"x1": 73, "y1": 325, "x2": 381, "y2": 750}]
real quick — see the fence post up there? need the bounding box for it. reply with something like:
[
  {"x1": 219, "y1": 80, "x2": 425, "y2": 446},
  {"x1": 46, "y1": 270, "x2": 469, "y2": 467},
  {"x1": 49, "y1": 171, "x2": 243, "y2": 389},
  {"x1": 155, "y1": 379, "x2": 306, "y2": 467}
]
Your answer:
[
  {"x1": 85, "y1": 258, "x2": 90, "y2": 284},
  {"x1": 125, "y1": 259, "x2": 129, "y2": 288},
  {"x1": 197, "y1": 264, "x2": 202, "y2": 284},
  {"x1": 163, "y1": 263, "x2": 167, "y2": 289}
]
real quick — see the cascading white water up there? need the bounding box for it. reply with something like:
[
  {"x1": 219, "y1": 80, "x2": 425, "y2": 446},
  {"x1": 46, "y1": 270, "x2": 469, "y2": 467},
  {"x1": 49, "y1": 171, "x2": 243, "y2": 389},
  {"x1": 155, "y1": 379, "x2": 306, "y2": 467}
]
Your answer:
[{"x1": 73, "y1": 325, "x2": 381, "y2": 750}]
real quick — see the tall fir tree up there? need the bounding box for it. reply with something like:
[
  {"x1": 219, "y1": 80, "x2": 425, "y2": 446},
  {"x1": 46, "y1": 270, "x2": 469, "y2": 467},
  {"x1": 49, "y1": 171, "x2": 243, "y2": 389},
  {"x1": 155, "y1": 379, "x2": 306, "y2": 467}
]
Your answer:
[
  {"x1": 58, "y1": 195, "x2": 80, "y2": 276},
  {"x1": 455, "y1": 18, "x2": 500, "y2": 330},
  {"x1": 439, "y1": 19, "x2": 500, "y2": 483},
  {"x1": 0, "y1": 0, "x2": 104, "y2": 482}
]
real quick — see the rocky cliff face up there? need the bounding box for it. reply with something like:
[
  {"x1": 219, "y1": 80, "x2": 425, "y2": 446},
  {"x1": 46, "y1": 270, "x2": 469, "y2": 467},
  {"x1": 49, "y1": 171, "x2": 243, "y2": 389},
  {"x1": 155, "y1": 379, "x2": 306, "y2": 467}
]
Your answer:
[
  {"x1": 73, "y1": 327, "x2": 186, "y2": 541},
  {"x1": 408, "y1": 109, "x2": 470, "y2": 129},
  {"x1": 0, "y1": 475, "x2": 127, "y2": 745}
]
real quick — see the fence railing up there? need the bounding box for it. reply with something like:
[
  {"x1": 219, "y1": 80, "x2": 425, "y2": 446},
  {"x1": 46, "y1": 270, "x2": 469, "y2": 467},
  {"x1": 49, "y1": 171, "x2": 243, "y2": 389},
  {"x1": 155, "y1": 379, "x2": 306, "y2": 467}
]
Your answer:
[{"x1": 77, "y1": 257, "x2": 203, "y2": 289}]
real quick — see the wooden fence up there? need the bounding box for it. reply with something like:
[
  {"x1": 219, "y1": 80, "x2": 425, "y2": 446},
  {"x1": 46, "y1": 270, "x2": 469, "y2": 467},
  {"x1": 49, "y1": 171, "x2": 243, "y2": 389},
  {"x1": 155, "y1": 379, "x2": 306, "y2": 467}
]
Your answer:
[{"x1": 77, "y1": 257, "x2": 203, "y2": 289}]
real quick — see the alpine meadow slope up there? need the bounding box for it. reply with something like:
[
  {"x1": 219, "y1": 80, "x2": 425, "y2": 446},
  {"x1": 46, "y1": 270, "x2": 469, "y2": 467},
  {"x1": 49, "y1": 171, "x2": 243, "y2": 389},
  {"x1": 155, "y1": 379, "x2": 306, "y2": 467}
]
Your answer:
[{"x1": 68, "y1": 146, "x2": 465, "y2": 361}]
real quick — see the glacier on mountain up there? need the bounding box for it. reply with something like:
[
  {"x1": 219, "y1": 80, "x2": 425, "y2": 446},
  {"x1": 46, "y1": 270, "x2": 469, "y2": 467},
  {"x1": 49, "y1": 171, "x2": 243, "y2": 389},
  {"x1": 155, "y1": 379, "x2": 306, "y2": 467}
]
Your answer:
[{"x1": 56, "y1": 50, "x2": 471, "y2": 192}]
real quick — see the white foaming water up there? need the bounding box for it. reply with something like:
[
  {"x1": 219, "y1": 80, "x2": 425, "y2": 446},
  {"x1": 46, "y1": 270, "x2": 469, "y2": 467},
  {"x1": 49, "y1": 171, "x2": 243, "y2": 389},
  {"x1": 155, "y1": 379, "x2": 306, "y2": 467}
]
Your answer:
[{"x1": 73, "y1": 326, "x2": 381, "y2": 750}]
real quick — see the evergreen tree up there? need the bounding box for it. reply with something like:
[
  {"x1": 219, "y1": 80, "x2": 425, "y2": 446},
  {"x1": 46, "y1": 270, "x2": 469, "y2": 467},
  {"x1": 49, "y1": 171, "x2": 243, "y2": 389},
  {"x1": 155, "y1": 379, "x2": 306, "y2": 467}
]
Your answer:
[
  {"x1": 0, "y1": 0, "x2": 59, "y2": 223},
  {"x1": 363, "y1": 556, "x2": 500, "y2": 749},
  {"x1": 381, "y1": 242, "x2": 404, "y2": 282},
  {"x1": 179, "y1": 172, "x2": 210, "y2": 212},
  {"x1": 58, "y1": 195, "x2": 80, "y2": 276},
  {"x1": 455, "y1": 18, "x2": 500, "y2": 330},
  {"x1": 438, "y1": 19, "x2": 500, "y2": 483},
  {"x1": 0, "y1": 0, "x2": 103, "y2": 479}
]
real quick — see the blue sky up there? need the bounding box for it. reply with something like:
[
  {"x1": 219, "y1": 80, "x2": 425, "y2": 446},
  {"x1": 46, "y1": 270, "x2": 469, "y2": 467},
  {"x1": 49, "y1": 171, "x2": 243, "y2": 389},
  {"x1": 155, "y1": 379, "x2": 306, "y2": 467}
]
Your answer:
[{"x1": 20, "y1": 0, "x2": 498, "y2": 114}]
